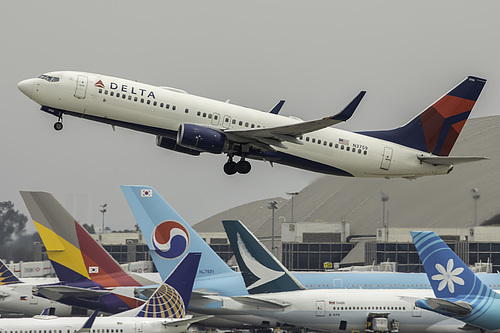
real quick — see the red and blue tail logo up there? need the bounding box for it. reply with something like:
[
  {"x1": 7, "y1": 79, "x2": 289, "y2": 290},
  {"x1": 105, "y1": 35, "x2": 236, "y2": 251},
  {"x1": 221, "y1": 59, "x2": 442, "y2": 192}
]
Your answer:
[
  {"x1": 152, "y1": 221, "x2": 190, "y2": 260},
  {"x1": 359, "y1": 76, "x2": 486, "y2": 155}
]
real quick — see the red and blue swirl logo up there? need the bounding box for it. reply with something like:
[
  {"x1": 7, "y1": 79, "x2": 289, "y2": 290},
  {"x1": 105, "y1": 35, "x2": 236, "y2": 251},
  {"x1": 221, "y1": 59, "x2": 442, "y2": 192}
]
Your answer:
[{"x1": 152, "y1": 221, "x2": 190, "y2": 260}]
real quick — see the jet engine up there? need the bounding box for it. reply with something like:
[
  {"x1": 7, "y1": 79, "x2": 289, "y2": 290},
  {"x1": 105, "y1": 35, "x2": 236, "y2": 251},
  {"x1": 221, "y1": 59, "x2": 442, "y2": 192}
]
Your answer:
[
  {"x1": 177, "y1": 123, "x2": 228, "y2": 154},
  {"x1": 155, "y1": 136, "x2": 201, "y2": 156}
]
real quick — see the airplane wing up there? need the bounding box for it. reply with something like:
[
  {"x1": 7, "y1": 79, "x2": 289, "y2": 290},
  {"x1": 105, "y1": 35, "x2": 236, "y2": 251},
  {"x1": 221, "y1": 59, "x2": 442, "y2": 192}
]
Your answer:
[
  {"x1": 231, "y1": 295, "x2": 291, "y2": 309},
  {"x1": 34, "y1": 285, "x2": 111, "y2": 301},
  {"x1": 224, "y1": 91, "x2": 366, "y2": 150},
  {"x1": 418, "y1": 156, "x2": 488, "y2": 165},
  {"x1": 417, "y1": 298, "x2": 472, "y2": 317}
]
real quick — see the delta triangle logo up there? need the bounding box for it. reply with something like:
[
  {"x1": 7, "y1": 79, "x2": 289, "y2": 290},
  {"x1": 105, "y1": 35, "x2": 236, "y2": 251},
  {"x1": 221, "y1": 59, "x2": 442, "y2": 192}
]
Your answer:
[{"x1": 95, "y1": 80, "x2": 105, "y2": 88}]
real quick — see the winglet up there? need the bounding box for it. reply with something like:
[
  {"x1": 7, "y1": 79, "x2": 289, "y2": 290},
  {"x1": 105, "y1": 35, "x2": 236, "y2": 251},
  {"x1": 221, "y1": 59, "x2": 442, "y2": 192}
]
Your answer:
[
  {"x1": 332, "y1": 91, "x2": 366, "y2": 122},
  {"x1": 76, "y1": 309, "x2": 100, "y2": 333},
  {"x1": 222, "y1": 220, "x2": 304, "y2": 294},
  {"x1": 0, "y1": 259, "x2": 21, "y2": 285},
  {"x1": 269, "y1": 100, "x2": 285, "y2": 115}
]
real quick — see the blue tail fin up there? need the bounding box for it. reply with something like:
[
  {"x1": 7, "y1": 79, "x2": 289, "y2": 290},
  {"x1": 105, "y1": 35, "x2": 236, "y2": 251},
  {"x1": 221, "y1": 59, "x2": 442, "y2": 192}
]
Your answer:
[
  {"x1": 222, "y1": 220, "x2": 304, "y2": 294},
  {"x1": 0, "y1": 259, "x2": 21, "y2": 285},
  {"x1": 135, "y1": 252, "x2": 200, "y2": 318},
  {"x1": 411, "y1": 231, "x2": 500, "y2": 330},
  {"x1": 359, "y1": 76, "x2": 486, "y2": 156},
  {"x1": 121, "y1": 185, "x2": 246, "y2": 296}
]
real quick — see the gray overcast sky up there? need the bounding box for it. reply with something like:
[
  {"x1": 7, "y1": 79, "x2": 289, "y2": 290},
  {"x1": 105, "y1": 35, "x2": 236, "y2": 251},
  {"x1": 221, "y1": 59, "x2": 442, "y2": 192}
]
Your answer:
[{"x1": 2, "y1": 1, "x2": 499, "y2": 233}]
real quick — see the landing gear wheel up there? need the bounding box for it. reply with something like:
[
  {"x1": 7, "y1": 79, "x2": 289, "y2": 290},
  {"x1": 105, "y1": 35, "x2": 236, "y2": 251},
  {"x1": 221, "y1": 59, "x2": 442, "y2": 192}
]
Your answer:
[
  {"x1": 236, "y1": 160, "x2": 251, "y2": 174},
  {"x1": 54, "y1": 122, "x2": 63, "y2": 131},
  {"x1": 224, "y1": 161, "x2": 238, "y2": 175}
]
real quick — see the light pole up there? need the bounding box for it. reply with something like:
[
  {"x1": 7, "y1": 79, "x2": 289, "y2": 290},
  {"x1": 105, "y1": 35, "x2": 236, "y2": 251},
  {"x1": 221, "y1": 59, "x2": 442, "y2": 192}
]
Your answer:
[
  {"x1": 268, "y1": 200, "x2": 278, "y2": 255},
  {"x1": 100, "y1": 203, "x2": 107, "y2": 233},
  {"x1": 381, "y1": 192, "x2": 389, "y2": 241},
  {"x1": 471, "y1": 188, "x2": 480, "y2": 226},
  {"x1": 286, "y1": 192, "x2": 299, "y2": 223}
]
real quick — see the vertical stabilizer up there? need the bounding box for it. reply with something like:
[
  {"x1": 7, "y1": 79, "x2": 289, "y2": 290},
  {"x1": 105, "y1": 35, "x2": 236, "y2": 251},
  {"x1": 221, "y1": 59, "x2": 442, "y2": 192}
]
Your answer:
[
  {"x1": 360, "y1": 76, "x2": 486, "y2": 155},
  {"x1": 222, "y1": 220, "x2": 304, "y2": 294},
  {"x1": 121, "y1": 185, "x2": 245, "y2": 296},
  {"x1": 411, "y1": 231, "x2": 500, "y2": 330},
  {"x1": 20, "y1": 191, "x2": 144, "y2": 287},
  {"x1": 0, "y1": 259, "x2": 21, "y2": 285}
]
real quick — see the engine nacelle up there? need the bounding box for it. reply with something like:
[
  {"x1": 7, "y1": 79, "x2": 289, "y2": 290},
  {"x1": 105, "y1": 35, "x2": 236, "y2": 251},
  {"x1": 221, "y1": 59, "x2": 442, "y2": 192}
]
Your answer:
[
  {"x1": 177, "y1": 123, "x2": 227, "y2": 154},
  {"x1": 156, "y1": 136, "x2": 200, "y2": 156}
]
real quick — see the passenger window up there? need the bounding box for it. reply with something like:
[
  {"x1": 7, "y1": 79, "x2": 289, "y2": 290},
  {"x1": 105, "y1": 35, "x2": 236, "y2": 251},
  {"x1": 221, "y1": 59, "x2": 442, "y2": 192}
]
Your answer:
[
  {"x1": 160, "y1": 103, "x2": 164, "y2": 107},
  {"x1": 166, "y1": 104, "x2": 170, "y2": 109},
  {"x1": 141, "y1": 98, "x2": 144, "y2": 103},
  {"x1": 172, "y1": 106, "x2": 176, "y2": 110},
  {"x1": 329, "y1": 142, "x2": 332, "y2": 147},
  {"x1": 110, "y1": 92, "x2": 114, "y2": 96},
  {"x1": 104, "y1": 90, "x2": 108, "y2": 95},
  {"x1": 122, "y1": 94, "x2": 126, "y2": 99},
  {"x1": 202, "y1": 113, "x2": 207, "y2": 118},
  {"x1": 153, "y1": 101, "x2": 157, "y2": 106},
  {"x1": 232, "y1": 119, "x2": 236, "y2": 124},
  {"x1": 99, "y1": 89, "x2": 102, "y2": 94},
  {"x1": 346, "y1": 147, "x2": 350, "y2": 151},
  {"x1": 128, "y1": 95, "x2": 132, "y2": 100},
  {"x1": 318, "y1": 140, "x2": 321, "y2": 144},
  {"x1": 214, "y1": 115, "x2": 218, "y2": 120},
  {"x1": 239, "y1": 121, "x2": 243, "y2": 126},
  {"x1": 134, "y1": 97, "x2": 138, "y2": 102},
  {"x1": 208, "y1": 114, "x2": 212, "y2": 119},
  {"x1": 197, "y1": 111, "x2": 201, "y2": 116},
  {"x1": 251, "y1": 124, "x2": 255, "y2": 128},
  {"x1": 312, "y1": 138, "x2": 316, "y2": 143},
  {"x1": 245, "y1": 122, "x2": 249, "y2": 127},
  {"x1": 147, "y1": 100, "x2": 151, "y2": 105},
  {"x1": 341, "y1": 145, "x2": 344, "y2": 150},
  {"x1": 116, "y1": 93, "x2": 120, "y2": 98},
  {"x1": 185, "y1": 108, "x2": 189, "y2": 113},
  {"x1": 306, "y1": 137, "x2": 310, "y2": 142}
]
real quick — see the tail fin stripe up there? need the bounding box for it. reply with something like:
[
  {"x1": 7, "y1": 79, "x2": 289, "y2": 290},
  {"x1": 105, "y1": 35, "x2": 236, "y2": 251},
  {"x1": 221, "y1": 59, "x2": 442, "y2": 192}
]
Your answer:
[{"x1": 431, "y1": 111, "x2": 471, "y2": 155}]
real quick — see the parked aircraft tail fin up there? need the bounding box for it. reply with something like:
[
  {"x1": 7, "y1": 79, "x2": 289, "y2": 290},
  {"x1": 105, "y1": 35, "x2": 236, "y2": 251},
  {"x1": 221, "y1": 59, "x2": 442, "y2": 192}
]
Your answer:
[
  {"x1": 411, "y1": 231, "x2": 500, "y2": 330},
  {"x1": 0, "y1": 259, "x2": 21, "y2": 285},
  {"x1": 360, "y1": 76, "x2": 486, "y2": 156},
  {"x1": 116, "y1": 252, "x2": 200, "y2": 318},
  {"x1": 20, "y1": 191, "x2": 145, "y2": 288},
  {"x1": 121, "y1": 186, "x2": 245, "y2": 296},
  {"x1": 222, "y1": 219, "x2": 304, "y2": 294}
]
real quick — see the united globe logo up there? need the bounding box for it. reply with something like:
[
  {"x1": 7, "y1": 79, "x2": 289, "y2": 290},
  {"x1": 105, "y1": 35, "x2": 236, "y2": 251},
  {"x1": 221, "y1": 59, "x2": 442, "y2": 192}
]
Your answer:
[{"x1": 152, "y1": 221, "x2": 190, "y2": 260}]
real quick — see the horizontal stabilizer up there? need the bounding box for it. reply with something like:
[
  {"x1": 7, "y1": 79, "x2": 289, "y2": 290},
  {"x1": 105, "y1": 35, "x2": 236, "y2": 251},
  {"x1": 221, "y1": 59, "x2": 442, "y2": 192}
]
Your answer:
[
  {"x1": 232, "y1": 295, "x2": 291, "y2": 309},
  {"x1": 418, "y1": 156, "x2": 488, "y2": 165},
  {"x1": 34, "y1": 285, "x2": 110, "y2": 301},
  {"x1": 419, "y1": 298, "x2": 472, "y2": 317},
  {"x1": 164, "y1": 315, "x2": 213, "y2": 327}
]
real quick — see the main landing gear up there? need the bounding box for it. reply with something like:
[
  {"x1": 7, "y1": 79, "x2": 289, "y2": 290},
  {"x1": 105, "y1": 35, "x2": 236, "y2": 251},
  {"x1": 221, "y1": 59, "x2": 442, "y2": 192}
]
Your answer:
[
  {"x1": 224, "y1": 155, "x2": 251, "y2": 175},
  {"x1": 53, "y1": 115, "x2": 63, "y2": 131}
]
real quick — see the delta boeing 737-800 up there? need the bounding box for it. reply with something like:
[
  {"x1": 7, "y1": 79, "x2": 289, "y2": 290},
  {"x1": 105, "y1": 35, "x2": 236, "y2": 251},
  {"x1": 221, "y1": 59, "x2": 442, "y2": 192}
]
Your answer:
[{"x1": 18, "y1": 72, "x2": 486, "y2": 178}]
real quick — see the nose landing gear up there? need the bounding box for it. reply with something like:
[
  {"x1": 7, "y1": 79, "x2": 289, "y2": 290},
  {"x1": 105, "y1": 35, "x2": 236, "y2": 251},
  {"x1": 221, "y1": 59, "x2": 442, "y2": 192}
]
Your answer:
[{"x1": 224, "y1": 155, "x2": 252, "y2": 175}]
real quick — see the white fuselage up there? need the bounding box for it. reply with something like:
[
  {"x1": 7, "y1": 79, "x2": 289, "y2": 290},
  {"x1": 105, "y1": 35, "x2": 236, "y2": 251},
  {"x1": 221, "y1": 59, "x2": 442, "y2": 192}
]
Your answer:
[
  {"x1": 19, "y1": 71, "x2": 451, "y2": 178},
  {"x1": 221, "y1": 289, "x2": 470, "y2": 333},
  {"x1": 0, "y1": 315, "x2": 191, "y2": 333}
]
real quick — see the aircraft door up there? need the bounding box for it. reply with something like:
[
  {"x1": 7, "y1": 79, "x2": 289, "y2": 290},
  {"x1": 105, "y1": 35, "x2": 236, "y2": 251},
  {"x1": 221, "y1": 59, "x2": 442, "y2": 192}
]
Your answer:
[
  {"x1": 74, "y1": 75, "x2": 88, "y2": 99},
  {"x1": 222, "y1": 115, "x2": 231, "y2": 128},
  {"x1": 412, "y1": 305, "x2": 422, "y2": 317},
  {"x1": 135, "y1": 322, "x2": 144, "y2": 333},
  {"x1": 315, "y1": 300, "x2": 326, "y2": 317},
  {"x1": 212, "y1": 112, "x2": 220, "y2": 126},
  {"x1": 380, "y1": 147, "x2": 393, "y2": 170}
]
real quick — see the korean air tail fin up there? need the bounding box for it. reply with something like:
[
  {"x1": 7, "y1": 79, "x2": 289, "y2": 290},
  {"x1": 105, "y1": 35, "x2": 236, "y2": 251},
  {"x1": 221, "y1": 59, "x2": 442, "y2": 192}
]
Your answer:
[
  {"x1": 115, "y1": 252, "x2": 201, "y2": 318},
  {"x1": 222, "y1": 220, "x2": 304, "y2": 294},
  {"x1": 411, "y1": 231, "x2": 500, "y2": 330},
  {"x1": 20, "y1": 191, "x2": 149, "y2": 288},
  {"x1": 0, "y1": 259, "x2": 21, "y2": 285},
  {"x1": 121, "y1": 186, "x2": 245, "y2": 296},
  {"x1": 360, "y1": 76, "x2": 486, "y2": 156}
]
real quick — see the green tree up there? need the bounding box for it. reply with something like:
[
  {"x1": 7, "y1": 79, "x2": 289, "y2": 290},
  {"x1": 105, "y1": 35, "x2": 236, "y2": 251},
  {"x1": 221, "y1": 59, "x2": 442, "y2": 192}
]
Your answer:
[{"x1": 0, "y1": 201, "x2": 28, "y2": 243}]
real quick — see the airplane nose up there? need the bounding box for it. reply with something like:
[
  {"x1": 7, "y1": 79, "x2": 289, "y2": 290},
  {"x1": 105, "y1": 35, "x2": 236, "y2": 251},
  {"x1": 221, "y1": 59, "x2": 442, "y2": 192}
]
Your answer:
[{"x1": 18, "y1": 78, "x2": 35, "y2": 98}]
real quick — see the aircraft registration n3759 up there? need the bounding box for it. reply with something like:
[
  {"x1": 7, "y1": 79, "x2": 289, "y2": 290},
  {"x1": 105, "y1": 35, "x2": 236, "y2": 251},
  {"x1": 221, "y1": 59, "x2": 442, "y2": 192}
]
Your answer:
[{"x1": 18, "y1": 72, "x2": 487, "y2": 178}]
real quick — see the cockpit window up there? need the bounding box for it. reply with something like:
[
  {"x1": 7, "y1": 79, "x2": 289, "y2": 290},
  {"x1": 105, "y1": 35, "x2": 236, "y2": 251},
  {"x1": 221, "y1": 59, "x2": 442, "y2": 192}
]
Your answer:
[{"x1": 38, "y1": 74, "x2": 60, "y2": 82}]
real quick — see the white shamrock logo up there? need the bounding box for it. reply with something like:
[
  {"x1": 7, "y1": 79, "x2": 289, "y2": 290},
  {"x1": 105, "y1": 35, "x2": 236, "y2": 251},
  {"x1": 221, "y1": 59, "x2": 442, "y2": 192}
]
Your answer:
[{"x1": 432, "y1": 258, "x2": 464, "y2": 293}]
